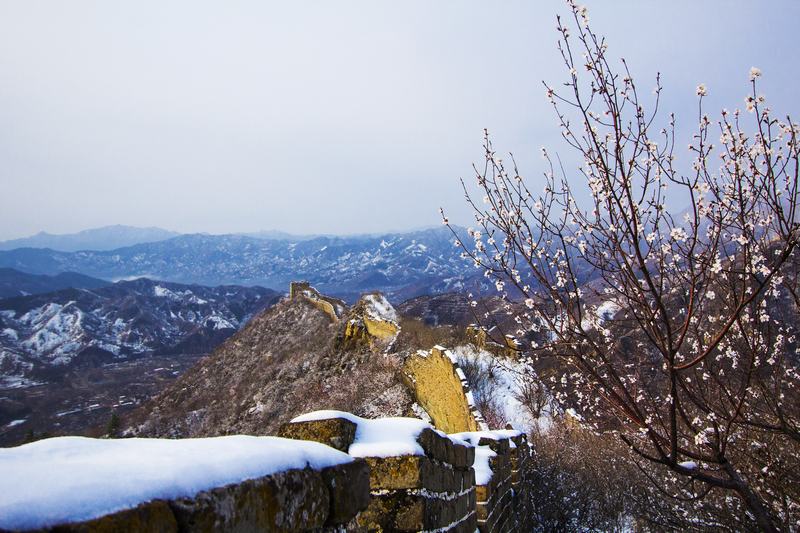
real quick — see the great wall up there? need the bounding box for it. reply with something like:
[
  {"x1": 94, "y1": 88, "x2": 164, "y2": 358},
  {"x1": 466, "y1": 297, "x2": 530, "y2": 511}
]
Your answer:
[{"x1": 1, "y1": 284, "x2": 533, "y2": 532}]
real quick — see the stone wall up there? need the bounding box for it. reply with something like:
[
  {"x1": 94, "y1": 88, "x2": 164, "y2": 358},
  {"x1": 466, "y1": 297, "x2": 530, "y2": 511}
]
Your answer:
[
  {"x1": 465, "y1": 325, "x2": 522, "y2": 360},
  {"x1": 26, "y1": 415, "x2": 532, "y2": 532},
  {"x1": 289, "y1": 281, "x2": 347, "y2": 322},
  {"x1": 457, "y1": 431, "x2": 532, "y2": 533},
  {"x1": 279, "y1": 414, "x2": 532, "y2": 533},
  {"x1": 402, "y1": 345, "x2": 486, "y2": 434},
  {"x1": 30, "y1": 459, "x2": 370, "y2": 532}
]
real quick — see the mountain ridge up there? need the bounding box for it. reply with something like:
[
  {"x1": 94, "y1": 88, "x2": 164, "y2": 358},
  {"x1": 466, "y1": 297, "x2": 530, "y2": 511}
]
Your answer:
[
  {"x1": 0, "y1": 227, "x2": 478, "y2": 301},
  {"x1": 0, "y1": 268, "x2": 110, "y2": 298},
  {"x1": 0, "y1": 225, "x2": 180, "y2": 252}
]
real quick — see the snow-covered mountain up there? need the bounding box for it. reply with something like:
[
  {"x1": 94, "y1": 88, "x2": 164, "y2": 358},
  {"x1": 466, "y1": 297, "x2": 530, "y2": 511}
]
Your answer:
[
  {"x1": 0, "y1": 227, "x2": 477, "y2": 301},
  {"x1": 0, "y1": 279, "x2": 279, "y2": 386},
  {"x1": 0, "y1": 225, "x2": 180, "y2": 252}
]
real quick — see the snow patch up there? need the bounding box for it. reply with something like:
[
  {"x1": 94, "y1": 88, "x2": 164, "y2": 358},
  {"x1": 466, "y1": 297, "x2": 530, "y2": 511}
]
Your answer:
[
  {"x1": 362, "y1": 294, "x2": 398, "y2": 324},
  {"x1": 596, "y1": 301, "x2": 620, "y2": 321},
  {"x1": 451, "y1": 345, "x2": 540, "y2": 432}
]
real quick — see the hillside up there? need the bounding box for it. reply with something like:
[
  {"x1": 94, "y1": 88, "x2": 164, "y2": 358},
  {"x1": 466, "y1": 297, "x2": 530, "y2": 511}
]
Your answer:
[
  {"x1": 0, "y1": 278, "x2": 279, "y2": 384},
  {"x1": 130, "y1": 294, "x2": 415, "y2": 438}
]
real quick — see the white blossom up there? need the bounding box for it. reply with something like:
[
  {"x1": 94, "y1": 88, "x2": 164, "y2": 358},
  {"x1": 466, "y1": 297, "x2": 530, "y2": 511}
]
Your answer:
[{"x1": 696, "y1": 83, "x2": 707, "y2": 97}]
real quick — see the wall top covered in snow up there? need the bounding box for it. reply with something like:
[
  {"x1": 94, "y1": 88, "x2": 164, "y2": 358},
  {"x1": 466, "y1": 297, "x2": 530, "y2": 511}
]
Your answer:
[
  {"x1": 280, "y1": 409, "x2": 532, "y2": 532},
  {"x1": 0, "y1": 435, "x2": 368, "y2": 532}
]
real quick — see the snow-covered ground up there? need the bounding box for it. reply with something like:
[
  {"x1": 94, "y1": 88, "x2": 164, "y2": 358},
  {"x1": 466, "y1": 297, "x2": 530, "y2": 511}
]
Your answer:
[
  {"x1": 451, "y1": 345, "x2": 542, "y2": 432},
  {"x1": 362, "y1": 293, "x2": 398, "y2": 324},
  {"x1": 0, "y1": 435, "x2": 354, "y2": 531}
]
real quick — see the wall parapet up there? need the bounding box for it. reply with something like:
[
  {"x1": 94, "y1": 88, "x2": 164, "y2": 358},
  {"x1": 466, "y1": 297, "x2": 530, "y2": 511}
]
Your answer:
[
  {"x1": 0, "y1": 436, "x2": 370, "y2": 532},
  {"x1": 279, "y1": 411, "x2": 532, "y2": 532},
  {"x1": 453, "y1": 430, "x2": 532, "y2": 532},
  {"x1": 466, "y1": 324, "x2": 523, "y2": 360},
  {"x1": 6, "y1": 413, "x2": 533, "y2": 532},
  {"x1": 289, "y1": 281, "x2": 347, "y2": 321},
  {"x1": 402, "y1": 345, "x2": 487, "y2": 434}
]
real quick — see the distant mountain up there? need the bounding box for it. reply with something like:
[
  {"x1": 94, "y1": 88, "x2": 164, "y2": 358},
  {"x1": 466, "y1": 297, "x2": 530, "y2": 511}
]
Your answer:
[
  {"x1": 0, "y1": 225, "x2": 180, "y2": 252},
  {"x1": 0, "y1": 278, "x2": 280, "y2": 385},
  {"x1": 0, "y1": 227, "x2": 482, "y2": 301},
  {"x1": 0, "y1": 268, "x2": 109, "y2": 298},
  {"x1": 240, "y1": 230, "x2": 326, "y2": 241}
]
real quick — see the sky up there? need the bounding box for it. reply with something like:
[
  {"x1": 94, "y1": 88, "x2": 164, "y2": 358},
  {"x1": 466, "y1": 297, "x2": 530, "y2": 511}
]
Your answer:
[{"x1": 1, "y1": 1, "x2": 798, "y2": 240}]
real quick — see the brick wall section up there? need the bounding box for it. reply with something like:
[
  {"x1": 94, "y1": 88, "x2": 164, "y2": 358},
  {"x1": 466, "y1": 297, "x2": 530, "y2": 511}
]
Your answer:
[
  {"x1": 280, "y1": 418, "x2": 477, "y2": 532},
  {"x1": 25, "y1": 416, "x2": 532, "y2": 532},
  {"x1": 279, "y1": 416, "x2": 534, "y2": 532},
  {"x1": 26, "y1": 458, "x2": 370, "y2": 533},
  {"x1": 289, "y1": 281, "x2": 347, "y2": 321},
  {"x1": 402, "y1": 345, "x2": 486, "y2": 434},
  {"x1": 465, "y1": 325, "x2": 522, "y2": 360},
  {"x1": 471, "y1": 433, "x2": 532, "y2": 533}
]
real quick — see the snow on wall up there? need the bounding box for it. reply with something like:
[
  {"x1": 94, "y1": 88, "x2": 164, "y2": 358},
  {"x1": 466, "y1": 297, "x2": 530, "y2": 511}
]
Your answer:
[
  {"x1": 362, "y1": 293, "x2": 398, "y2": 324},
  {"x1": 0, "y1": 435, "x2": 353, "y2": 531},
  {"x1": 291, "y1": 409, "x2": 468, "y2": 458}
]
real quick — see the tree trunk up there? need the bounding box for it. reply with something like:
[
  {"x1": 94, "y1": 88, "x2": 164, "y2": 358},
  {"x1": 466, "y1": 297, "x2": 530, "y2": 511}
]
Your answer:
[{"x1": 724, "y1": 462, "x2": 779, "y2": 533}]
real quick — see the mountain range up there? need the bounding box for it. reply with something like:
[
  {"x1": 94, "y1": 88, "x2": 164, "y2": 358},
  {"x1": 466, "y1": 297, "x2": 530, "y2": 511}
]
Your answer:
[
  {"x1": 0, "y1": 225, "x2": 180, "y2": 252},
  {"x1": 0, "y1": 227, "x2": 479, "y2": 302},
  {"x1": 0, "y1": 278, "x2": 279, "y2": 386}
]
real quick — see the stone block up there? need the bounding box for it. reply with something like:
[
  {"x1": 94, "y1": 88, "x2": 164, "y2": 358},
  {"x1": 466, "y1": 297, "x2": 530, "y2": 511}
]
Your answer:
[
  {"x1": 476, "y1": 501, "x2": 490, "y2": 522},
  {"x1": 168, "y1": 468, "x2": 329, "y2": 532},
  {"x1": 44, "y1": 501, "x2": 177, "y2": 533},
  {"x1": 277, "y1": 417, "x2": 357, "y2": 452},
  {"x1": 466, "y1": 445, "x2": 476, "y2": 467},
  {"x1": 416, "y1": 428, "x2": 449, "y2": 462},
  {"x1": 478, "y1": 436, "x2": 510, "y2": 456},
  {"x1": 320, "y1": 459, "x2": 370, "y2": 526},
  {"x1": 365, "y1": 455, "x2": 447, "y2": 490},
  {"x1": 453, "y1": 511, "x2": 478, "y2": 533},
  {"x1": 356, "y1": 492, "x2": 423, "y2": 532},
  {"x1": 450, "y1": 441, "x2": 473, "y2": 470},
  {"x1": 476, "y1": 483, "x2": 491, "y2": 503}
]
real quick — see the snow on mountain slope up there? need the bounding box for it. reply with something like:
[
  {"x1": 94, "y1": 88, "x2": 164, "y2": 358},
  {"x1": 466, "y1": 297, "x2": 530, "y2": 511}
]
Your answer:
[{"x1": 0, "y1": 279, "x2": 280, "y2": 383}]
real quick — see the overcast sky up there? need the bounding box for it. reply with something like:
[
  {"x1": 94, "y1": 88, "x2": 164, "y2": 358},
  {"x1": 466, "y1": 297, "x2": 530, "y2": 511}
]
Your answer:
[{"x1": 1, "y1": 1, "x2": 798, "y2": 240}]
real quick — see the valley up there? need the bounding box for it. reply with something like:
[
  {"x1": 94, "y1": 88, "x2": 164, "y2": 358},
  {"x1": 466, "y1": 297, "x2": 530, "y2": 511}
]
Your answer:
[{"x1": 0, "y1": 352, "x2": 204, "y2": 446}]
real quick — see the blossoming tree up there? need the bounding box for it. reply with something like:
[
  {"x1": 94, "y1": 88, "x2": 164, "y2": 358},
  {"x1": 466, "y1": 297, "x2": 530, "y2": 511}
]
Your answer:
[{"x1": 442, "y1": 3, "x2": 800, "y2": 530}]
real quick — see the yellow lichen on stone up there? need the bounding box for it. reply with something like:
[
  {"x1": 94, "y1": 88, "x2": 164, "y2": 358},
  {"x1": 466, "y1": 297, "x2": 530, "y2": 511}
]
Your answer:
[{"x1": 402, "y1": 346, "x2": 481, "y2": 434}]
